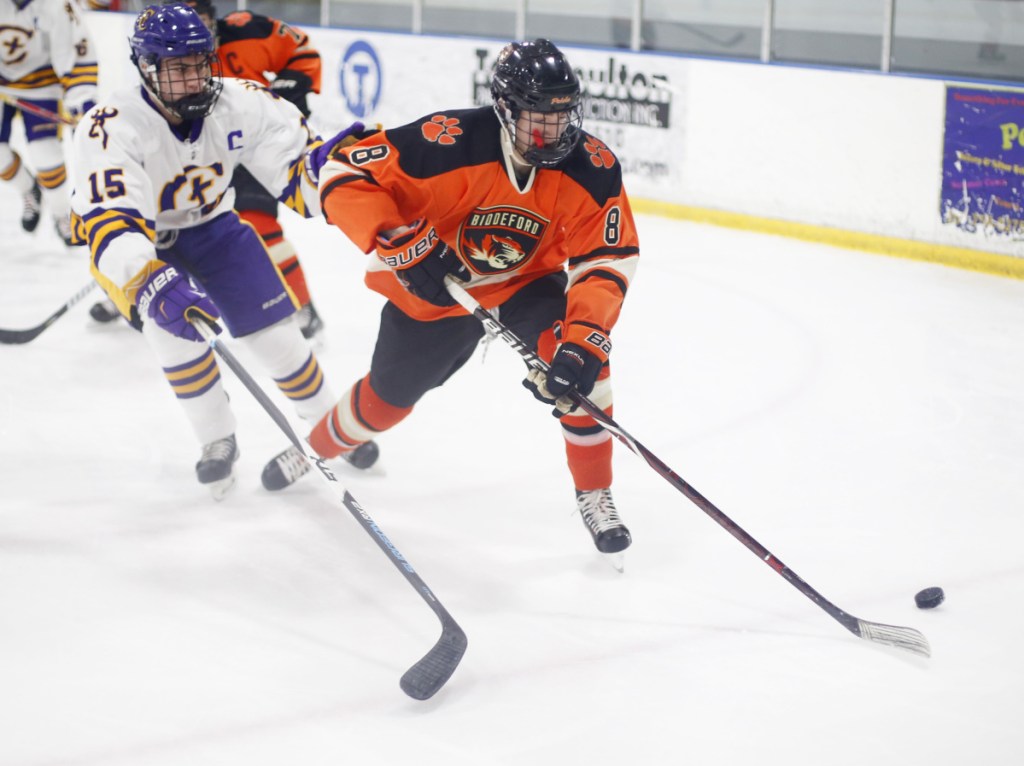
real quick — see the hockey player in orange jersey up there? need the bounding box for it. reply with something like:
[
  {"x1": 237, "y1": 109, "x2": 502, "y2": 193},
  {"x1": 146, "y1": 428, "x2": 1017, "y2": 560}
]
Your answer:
[
  {"x1": 263, "y1": 39, "x2": 640, "y2": 560},
  {"x1": 91, "y1": 0, "x2": 327, "y2": 339}
]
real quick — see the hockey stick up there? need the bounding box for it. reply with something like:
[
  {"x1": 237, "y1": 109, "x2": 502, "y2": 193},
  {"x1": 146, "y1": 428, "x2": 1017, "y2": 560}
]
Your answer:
[
  {"x1": 444, "y1": 278, "x2": 930, "y2": 658},
  {"x1": 0, "y1": 281, "x2": 98, "y2": 345},
  {"x1": 0, "y1": 93, "x2": 75, "y2": 126},
  {"x1": 187, "y1": 312, "x2": 468, "y2": 699}
]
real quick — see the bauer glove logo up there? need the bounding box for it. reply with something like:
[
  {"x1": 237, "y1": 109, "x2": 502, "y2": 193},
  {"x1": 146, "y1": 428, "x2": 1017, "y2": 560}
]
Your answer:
[{"x1": 136, "y1": 266, "x2": 179, "y2": 315}]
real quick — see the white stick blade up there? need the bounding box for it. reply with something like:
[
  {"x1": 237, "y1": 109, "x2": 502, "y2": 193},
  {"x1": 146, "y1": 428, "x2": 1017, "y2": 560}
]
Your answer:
[{"x1": 858, "y1": 619, "x2": 931, "y2": 657}]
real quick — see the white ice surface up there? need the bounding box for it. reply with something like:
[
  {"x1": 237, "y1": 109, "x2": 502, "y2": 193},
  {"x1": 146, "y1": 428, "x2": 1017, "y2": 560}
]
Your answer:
[{"x1": 1, "y1": 197, "x2": 1023, "y2": 766}]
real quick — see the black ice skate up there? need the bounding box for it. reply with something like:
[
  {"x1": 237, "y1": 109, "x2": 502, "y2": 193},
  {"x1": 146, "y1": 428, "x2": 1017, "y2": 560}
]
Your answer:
[
  {"x1": 89, "y1": 298, "x2": 121, "y2": 323},
  {"x1": 196, "y1": 434, "x2": 239, "y2": 500},
  {"x1": 576, "y1": 488, "x2": 631, "y2": 571},
  {"x1": 261, "y1": 440, "x2": 380, "y2": 491},
  {"x1": 296, "y1": 302, "x2": 324, "y2": 340},
  {"x1": 21, "y1": 181, "x2": 41, "y2": 233}
]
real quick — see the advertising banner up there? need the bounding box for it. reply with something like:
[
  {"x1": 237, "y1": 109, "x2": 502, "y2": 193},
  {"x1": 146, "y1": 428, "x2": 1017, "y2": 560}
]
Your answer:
[
  {"x1": 309, "y1": 31, "x2": 686, "y2": 199},
  {"x1": 941, "y1": 85, "x2": 1024, "y2": 241}
]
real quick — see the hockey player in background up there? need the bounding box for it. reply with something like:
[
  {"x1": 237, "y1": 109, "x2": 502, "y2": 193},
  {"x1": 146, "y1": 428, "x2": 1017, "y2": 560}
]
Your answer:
[
  {"x1": 91, "y1": 0, "x2": 328, "y2": 337},
  {"x1": 1, "y1": 0, "x2": 97, "y2": 245},
  {"x1": 263, "y1": 39, "x2": 639, "y2": 559},
  {"x1": 71, "y1": 3, "x2": 376, "y2": 497}
]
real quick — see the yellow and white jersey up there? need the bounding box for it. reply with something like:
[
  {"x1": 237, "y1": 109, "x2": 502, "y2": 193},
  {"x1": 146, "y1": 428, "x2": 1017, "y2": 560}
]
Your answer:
[
  {"x1": 70, "y1": 77, "x2": 321, "y2": 302},
  {"x1": 0, "y1": 0, "x2": 97, "y2": 102}
]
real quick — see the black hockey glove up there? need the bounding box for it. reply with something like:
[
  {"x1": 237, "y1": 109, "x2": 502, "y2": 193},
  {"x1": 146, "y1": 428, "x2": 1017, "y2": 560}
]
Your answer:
[
  {"x1": 270, "y1": 69, "x2": 315, "y2": 116},
  {"x1": 523, "y1": 342, "x2": 603, "y2": 417},
  {"x1": 375, "y1": 218, "x2": 470, "y2": 307}
]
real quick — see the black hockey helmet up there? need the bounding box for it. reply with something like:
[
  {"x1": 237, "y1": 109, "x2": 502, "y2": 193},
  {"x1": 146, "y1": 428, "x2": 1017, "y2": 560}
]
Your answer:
[{"x1": 491, "y1": 39, "x2": 582, "y2": 168}]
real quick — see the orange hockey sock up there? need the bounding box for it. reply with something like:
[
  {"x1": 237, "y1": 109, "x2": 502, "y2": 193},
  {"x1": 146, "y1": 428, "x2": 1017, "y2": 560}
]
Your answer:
[
  {"x1": 237, "y1": 208, "x2": 312, "y2": 307},
  {"x1": 238, "y1": 208, "x2": 283, "y2": 245},
  {"x1": 309, "y1": 375, "x2": 413, "y2": 458},
  {"x1": 564, "y1": 431, "x2": 613, "y2": 491},
  {"x1": 274, "y1": 249, "x2": 311, "y2": 306}
]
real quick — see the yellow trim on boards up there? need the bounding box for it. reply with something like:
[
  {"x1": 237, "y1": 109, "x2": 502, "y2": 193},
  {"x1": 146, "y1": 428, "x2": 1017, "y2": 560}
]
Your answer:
[{"x1": 632, "y1": 198, "x2": 1024, "y2": 281}]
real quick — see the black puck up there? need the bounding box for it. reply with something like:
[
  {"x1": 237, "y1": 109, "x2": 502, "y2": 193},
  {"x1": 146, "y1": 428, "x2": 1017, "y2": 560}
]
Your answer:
[{"x1": 914, "y1": 587, "x2": 944, "y2": 609}]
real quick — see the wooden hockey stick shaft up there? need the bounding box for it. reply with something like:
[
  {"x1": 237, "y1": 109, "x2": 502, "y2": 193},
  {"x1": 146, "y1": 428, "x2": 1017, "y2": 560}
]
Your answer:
[{"x1": 0, "y1": 93, "x2": 75, "y2": 126}]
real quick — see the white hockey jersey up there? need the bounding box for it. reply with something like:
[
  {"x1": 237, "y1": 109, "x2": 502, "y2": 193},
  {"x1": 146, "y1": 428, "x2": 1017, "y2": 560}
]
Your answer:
[
  {"x1": 0, "y1": 0, "x2": 97, "y2": 109},
  {"x1": 71, "y1": 78, "x2": 322, "y2": 313}
]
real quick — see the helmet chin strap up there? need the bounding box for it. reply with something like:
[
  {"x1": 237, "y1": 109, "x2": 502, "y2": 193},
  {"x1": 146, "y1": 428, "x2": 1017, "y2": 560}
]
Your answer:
[
  {"x1": 137, "y1": 63, "x2": 179, "y2": 122},
  {"x1": 494, "y1": 102, "x2": 534, "y2": 170},
  {"x1": 141, "y1": 77, "x2": 186, "y2": 123},
  {"x1": 498, "y1": 123, "x2": 535, "y2": 191}
]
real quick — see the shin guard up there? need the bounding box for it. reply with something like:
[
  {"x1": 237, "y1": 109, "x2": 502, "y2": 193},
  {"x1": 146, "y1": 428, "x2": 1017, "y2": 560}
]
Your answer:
[
  {"x1": 560, "y1": 372, "x2": 614, "y2": 491},
  {"x1": 310, "y1": 374, "x2": 412, "y2": 458}
]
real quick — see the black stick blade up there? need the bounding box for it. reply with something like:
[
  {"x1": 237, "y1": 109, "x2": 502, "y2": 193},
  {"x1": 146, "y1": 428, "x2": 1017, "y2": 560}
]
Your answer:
[
  {"x1": 399, "y1": 621, "x2": 468, "y2": 701},
  {"x1": 856, "y1": 619, "x2": 931, "y2": 657},
  {"x1": 1, "y1": 282, "x2": 96, "y2": 345},
  {"x1": 0, "y1": 325, "x2": 48, "y2": 344},
  {"x1": 0, "y1": 312, "x2": 64, "y2": 344}
]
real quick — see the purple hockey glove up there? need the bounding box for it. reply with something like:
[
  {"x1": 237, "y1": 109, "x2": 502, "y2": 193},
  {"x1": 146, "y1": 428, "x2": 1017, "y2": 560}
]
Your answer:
[
  {"x1": 136, "y1": 264, "x2": 219, "y2": 342},
  {"x1": 304, "y1": 121, "x2": 366, "y2": 184}
]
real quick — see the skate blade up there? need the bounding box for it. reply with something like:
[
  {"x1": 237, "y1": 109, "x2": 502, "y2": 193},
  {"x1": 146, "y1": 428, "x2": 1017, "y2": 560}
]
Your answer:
[
  {"x1": 206, "y1": 474, "x2": 236, "y2": 501},
  {"x1": 603, "y1": 551, "x2": 625, "y2": 573}
]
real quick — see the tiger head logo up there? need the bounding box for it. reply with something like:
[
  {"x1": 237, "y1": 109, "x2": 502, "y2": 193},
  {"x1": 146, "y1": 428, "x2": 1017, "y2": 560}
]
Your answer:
[
  {"x1": 457, "y1": 206, "x2": 549, "y2": 275},
  {"x1": 466, "y1": 234, "x2": 527, "y2": 270}
]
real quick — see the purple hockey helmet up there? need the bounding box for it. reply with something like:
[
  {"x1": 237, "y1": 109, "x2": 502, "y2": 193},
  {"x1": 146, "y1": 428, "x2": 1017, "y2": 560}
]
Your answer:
[
  {"x1": 162, "y1": 0, "x2": 218, "y2": 39},
  {"x1": 129, "y1": 3, "x2": 222, "y2": 120}
]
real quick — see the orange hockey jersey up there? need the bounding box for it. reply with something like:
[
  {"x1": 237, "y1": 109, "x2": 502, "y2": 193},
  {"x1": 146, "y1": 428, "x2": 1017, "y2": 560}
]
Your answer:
[
  {"x1": 214, "y1": 11, "x2": 320, "y2": 91},
  {"x1": 319, "y1": 107, "x2": 639, "y2": 349}
]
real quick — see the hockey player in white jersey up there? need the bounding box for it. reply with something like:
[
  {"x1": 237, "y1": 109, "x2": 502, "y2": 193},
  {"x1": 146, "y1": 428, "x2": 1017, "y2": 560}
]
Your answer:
[
  {"x1": 70, "y1": 2, "x2": 376, "y2": 497},
  {"x1": 1, "y1": 0, "x2": 97, "y2": 243}
]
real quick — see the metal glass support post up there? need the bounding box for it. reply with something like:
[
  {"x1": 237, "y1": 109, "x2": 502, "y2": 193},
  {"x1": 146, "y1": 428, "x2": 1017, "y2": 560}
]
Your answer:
[
  {"x1": 631, "y1": 0, "x2": 643, "y2": 51},
  {"x1": 760, "y1": 0, "x2": 775, "y2": 63},
  {"x1": 516, "y1": 0, "x2": 526, "y2": 42},
  {"x1": 412, "y1": 0, "x2": 423, "y2": 34},
  {"x1": 881, "y1": 0, "x2": 895, "y2": 72}
]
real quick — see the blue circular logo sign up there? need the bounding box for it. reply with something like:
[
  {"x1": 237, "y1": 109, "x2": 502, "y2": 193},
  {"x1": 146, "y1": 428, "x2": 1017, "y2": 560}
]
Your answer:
[{"x1": 340, "y1": 41, "x2": 382, "y2": 119}]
